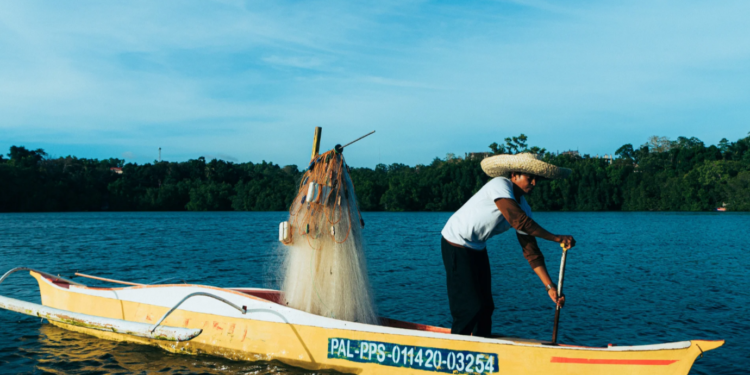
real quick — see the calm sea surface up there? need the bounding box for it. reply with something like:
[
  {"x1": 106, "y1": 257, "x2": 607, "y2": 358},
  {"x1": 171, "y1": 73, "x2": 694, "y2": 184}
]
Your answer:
[{"x1": 0, "y1": 212, "x2": 748, "y2": 375}]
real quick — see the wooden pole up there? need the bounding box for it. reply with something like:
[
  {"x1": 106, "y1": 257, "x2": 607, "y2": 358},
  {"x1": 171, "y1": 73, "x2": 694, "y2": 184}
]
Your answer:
[
  {"x1": 311, "y1": 127, "x2": 322, "y2": 161},
  {"x1": 75, "y1": 272, "x2": 145, "y2": 286},
  {"x1": 551, "y1": 244, "x2": 569, "y2": 344},
  {"x1": 310, "y1": 126, "x2": 323, "y2": 272},
  {"x1": 342, "y1": 130, "x2": 375, "y2": 149}
]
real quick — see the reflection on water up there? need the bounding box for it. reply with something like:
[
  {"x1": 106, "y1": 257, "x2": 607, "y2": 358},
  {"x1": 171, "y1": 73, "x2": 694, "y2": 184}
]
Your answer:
[{"x1": 17, "y1": 325, "x2": 331, "y2": 375}]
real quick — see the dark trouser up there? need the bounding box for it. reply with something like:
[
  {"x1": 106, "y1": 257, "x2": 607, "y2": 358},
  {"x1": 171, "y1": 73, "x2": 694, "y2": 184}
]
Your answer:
[{"x1": 441, "y1": 236, "x2": 495, "y2": 337}]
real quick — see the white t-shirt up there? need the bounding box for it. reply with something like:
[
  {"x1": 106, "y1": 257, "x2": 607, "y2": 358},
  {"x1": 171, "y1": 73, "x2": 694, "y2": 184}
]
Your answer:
[{"x1": 441, "y1": 177, "x2": 533, "y2": 250}]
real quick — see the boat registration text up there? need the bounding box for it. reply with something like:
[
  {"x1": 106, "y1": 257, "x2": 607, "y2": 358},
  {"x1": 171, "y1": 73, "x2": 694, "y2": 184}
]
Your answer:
[{"x1": 327, "y1": 338, "x2": 498, "y2": 373}]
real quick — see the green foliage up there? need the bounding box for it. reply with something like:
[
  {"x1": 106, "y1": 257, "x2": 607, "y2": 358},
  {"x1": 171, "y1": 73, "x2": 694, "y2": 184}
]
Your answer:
[
  {"x1": 349, "y1": 164, "x2": 389, "y2": 211},
  {"x1": 187, "y1": 182, "x2": 234, "y2": 211},
  {"x1": 2, "y1": 132, "x2": 750, "y2": 212},
  {"x1": 231, "y1": 162, "x2": 299, "y2": 211},
  {"x1": 0, "y1": 147, "x2": 302, "y2": 212},
  {"x1": 489, "y1": 134, "x2": 546, "y2": 155},
  {"x1": 726, "y1": 171, "x2": 750, "y2": 210}
]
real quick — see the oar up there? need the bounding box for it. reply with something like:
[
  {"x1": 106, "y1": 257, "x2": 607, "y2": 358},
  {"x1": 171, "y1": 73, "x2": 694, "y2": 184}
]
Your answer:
[{"x1": 551, "y1": 243, "x2": 569, "y2": 344}]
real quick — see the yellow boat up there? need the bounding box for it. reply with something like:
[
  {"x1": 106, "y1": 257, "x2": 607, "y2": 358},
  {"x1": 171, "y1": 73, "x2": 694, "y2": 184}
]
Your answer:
[{"x1": 0, "y1": 267, "x2": 723, "y2": 375}]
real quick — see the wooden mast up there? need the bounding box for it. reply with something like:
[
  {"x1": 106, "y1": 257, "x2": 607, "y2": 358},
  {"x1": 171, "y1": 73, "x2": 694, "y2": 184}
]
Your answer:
[
  {"x1": 311, "y1": 127, "x2": 322, "y2": 161},
  {"x1": 310, "y1": 126, "x2": 324, "y2": 274}
]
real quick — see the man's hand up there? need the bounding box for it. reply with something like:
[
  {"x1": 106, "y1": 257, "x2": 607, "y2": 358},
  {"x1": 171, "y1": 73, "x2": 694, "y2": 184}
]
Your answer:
[
  {"x1": 548, "y1": 288, "x2": 565, "y2": 307},
  {"x1": 556, "y1": 235, "x2": 576, "y2": 250}
]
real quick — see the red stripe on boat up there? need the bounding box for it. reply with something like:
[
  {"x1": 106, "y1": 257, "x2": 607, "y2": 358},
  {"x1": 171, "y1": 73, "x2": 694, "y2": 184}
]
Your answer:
[{"x1": 551, "y1": 357, "x2": 678, "y2": 365}]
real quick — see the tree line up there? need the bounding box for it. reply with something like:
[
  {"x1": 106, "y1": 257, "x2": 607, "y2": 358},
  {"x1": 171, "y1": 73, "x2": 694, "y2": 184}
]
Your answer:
[{"x1": 1, "y1": 132, "x2": 749, "y2": 212}]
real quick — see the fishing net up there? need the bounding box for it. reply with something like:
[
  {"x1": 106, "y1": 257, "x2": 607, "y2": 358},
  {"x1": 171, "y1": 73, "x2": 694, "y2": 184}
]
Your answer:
[{"x1": 278, "y1": 149, "x2": 378, "y2": 324}]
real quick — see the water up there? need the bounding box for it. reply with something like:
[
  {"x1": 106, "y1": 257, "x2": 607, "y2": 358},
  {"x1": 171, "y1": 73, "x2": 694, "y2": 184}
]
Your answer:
[{"x1": 0, "y1": 212, "x2": 748, "y2": 375}]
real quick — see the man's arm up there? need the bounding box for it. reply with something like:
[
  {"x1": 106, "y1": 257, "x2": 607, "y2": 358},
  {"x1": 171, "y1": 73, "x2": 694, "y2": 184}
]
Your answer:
[
  {"x1": 499, "y1": 197, "x2": 572, "y2": 306},
  {"x1": 495, "y1": 198, "x2": 575, "y2": 248},
  {"x1": 517, "y1": 231, "x2": 565, "y2": 307}
]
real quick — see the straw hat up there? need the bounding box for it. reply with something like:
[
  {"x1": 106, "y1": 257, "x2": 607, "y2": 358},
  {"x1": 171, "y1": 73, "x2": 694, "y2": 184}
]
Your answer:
[{"x1": 480, "y1": 153, "x2": 571, "y2": 179}]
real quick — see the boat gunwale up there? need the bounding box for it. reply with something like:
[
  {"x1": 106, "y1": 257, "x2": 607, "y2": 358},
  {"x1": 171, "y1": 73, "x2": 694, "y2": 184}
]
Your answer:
[{"x1": 34, "y1": 272, "x2": 700, "y2": 353}]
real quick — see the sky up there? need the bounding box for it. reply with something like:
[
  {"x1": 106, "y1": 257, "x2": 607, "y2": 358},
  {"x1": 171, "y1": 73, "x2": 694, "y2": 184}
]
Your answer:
[{"x1": 1, "y1": 0, "x2": 749, "y2": 168}]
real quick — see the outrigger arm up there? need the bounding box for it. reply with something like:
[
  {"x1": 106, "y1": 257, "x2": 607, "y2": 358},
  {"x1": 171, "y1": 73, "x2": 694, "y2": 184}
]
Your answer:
[
  {"x1": 0, "y1": 295, "x2": 202, "y2": 342},
  {"x1": 0, "y1": 267, "x2": 202, "y2": 342}
]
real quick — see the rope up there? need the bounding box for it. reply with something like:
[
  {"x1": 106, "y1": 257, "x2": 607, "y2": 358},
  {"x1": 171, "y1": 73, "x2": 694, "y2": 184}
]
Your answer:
[
  {"x1": 285, "y1": 149, "x2": 361, "y2": 318},
  {"x1": 280, "y1": 148, "x2": 378, "y2": 324},
  {"x1": 287, "y1": 150, "x2": 357, "y2": 247}
]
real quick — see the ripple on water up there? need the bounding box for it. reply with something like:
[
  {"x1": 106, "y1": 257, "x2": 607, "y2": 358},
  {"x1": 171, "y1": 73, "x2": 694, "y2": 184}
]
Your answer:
[{"x1": 1, "y1": 211, "x2": 749, "y2": 374}]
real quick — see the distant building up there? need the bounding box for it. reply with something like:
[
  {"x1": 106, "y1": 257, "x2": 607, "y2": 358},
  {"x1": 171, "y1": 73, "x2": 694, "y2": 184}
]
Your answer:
[
  {"x1": 110, "y1": 167, "x2": 123, "y2": 174},
  {"x1": 466, "y1": 152, "x2": 493, "y2": 160},
  {"x1": 560, "y1": 150, "x2": 579, "y2": 157},
  {"x1": 595, "y1": 154, "x2": 614, "y2": 164}
]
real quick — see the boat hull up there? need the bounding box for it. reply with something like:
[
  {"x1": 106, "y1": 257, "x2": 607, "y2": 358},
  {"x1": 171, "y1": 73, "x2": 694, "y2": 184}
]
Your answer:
[{"x1": 31, "y1": 272, "x2": 722, "y2": 375}]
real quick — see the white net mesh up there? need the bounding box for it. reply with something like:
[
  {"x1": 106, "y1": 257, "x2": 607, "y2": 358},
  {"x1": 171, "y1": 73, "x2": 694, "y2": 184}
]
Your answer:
[{"x1": 278, "y1": 151, "x2": 378, "y2": 324}]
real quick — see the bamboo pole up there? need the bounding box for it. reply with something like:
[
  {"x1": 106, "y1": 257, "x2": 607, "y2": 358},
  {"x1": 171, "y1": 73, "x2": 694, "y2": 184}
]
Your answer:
[
  {"x1": 75, "y1": 272, "x2": 145, "y2": 286},
  {"x1": 311, "y1": 127, "x2": 322, "y2": 161},
  {"x1": 342, "y1": 130, "x2": 375, "y2": 149},
  {"x1": 310, "y1": 126, "x2": 325, "y2": 273},
  {"x1": 551, "y1": 244, "x2": 569, "y2": 344}
]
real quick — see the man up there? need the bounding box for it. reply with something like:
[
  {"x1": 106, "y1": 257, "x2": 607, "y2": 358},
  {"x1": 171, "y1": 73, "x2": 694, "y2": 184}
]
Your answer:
[{"x1": 440, "y1": 152, "x2": 576, "y2": 337}]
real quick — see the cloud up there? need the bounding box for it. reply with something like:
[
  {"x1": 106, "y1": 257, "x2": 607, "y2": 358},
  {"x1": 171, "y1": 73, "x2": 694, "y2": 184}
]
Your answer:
[
  {"x1": 1, "y1": 0, "x2": 749, "y2": 167},
  {"x1": 217, "y1": 153, "x2": 238, "y2": 162},
  {"x1": 122, "y1": 151, "x2": 136, "y2": 159},
  {"x1": 262, "y1": 55, "x2": 327, "y2": 69}
]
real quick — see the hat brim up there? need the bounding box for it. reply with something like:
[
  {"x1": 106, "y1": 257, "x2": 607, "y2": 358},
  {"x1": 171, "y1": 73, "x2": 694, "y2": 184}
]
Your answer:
[{"x1": 481, "y1": 154, "x2": 571, "y2": 179}]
